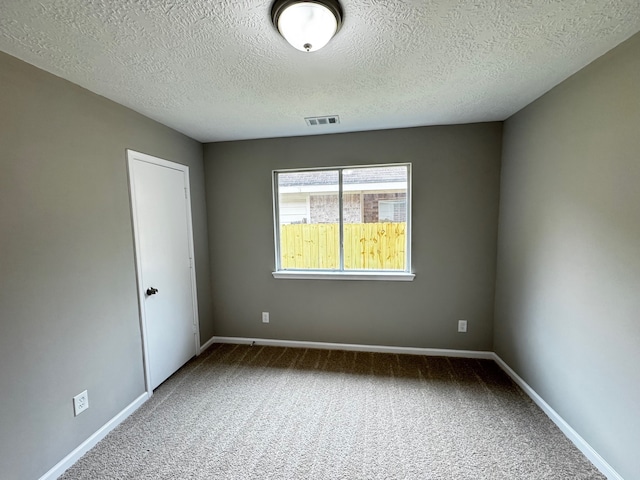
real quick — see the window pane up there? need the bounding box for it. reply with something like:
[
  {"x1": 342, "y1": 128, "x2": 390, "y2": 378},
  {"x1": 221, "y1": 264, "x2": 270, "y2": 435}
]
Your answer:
[
  {"x1": 343, "y1": 166, "x2": 408, "y2": 271},
  {"x1": 277, "y1": 170, "x2": 339, "y2": 269}
]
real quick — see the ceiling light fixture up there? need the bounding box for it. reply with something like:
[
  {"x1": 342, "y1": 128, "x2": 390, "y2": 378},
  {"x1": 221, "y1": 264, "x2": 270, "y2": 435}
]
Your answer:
[{"x1": 271, "y1": 0, "x2": 343, "y2": 53}]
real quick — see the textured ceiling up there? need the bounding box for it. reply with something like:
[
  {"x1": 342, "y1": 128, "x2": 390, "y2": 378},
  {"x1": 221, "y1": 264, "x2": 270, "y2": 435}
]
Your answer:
[{"x1": 1, "y1": 0, "x2": 639, "y2": 142}]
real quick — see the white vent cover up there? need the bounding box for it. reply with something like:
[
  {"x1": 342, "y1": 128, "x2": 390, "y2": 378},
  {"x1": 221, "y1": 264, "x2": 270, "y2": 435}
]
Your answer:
[{"x1": 305, "y1": 115, "x2": 340, "y2": 126}]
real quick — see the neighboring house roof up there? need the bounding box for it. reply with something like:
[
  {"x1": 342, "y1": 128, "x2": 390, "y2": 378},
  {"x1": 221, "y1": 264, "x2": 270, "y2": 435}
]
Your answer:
[{"x1": 278, "y1": 166, "x2": 407, "y2": 187}]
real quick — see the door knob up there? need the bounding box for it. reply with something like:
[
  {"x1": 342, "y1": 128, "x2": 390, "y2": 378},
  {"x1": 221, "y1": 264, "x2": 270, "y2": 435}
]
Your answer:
[{"x1": 146, "y1": 287, "x2": 158, "y2": 296}]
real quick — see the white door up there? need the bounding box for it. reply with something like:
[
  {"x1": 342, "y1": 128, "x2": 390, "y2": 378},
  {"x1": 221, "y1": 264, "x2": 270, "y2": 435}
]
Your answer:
[{"x1": 127, "y1": 150, "x2": 199, "y2": 391}]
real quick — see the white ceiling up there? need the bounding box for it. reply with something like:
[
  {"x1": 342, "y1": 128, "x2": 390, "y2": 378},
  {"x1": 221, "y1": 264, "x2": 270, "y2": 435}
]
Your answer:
[{"x1": 1, "y1": 0, "x2": 639, "y2": 143}]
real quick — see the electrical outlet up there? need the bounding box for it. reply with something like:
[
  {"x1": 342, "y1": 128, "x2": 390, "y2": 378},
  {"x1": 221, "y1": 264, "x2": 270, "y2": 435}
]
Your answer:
[
  {"x1": 458, "y1": 320, "x2": 468, "y2": 333},
  {"x1": 262, "y1": 312, "x2": 269, "y2": 323},
  {"x1": 73, "y1": 390, "x2": 89, "y2": 416}
]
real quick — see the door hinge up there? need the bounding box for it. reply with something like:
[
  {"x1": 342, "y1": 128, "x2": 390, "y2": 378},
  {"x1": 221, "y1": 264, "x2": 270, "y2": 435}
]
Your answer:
[
  {"x1": 189, "y1": 257, "x2": 193, "y2": 268},
  {"x1": 184, "y1": 187, "x2": 188, "y2": 199},
  {"x1": 192, "y1": 324, "x2": 197, "y2": 334}
]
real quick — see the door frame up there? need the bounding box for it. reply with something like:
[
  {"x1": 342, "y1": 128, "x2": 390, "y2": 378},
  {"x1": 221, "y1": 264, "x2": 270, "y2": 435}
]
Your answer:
[{"x1": 126, "y1": 149, "x2": 201, "y2": 395}]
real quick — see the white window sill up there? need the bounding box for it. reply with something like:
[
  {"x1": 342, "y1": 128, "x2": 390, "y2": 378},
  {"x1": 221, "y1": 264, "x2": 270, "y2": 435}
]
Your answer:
[{"x1": 272, "y1": 271, "x2": 415, "y2": 281}]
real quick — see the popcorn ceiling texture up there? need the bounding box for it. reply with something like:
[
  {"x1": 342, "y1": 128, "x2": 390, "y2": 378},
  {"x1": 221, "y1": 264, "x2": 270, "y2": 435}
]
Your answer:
[{"x1": 0, "y1": 0, "x2": 639, "y2": 142}]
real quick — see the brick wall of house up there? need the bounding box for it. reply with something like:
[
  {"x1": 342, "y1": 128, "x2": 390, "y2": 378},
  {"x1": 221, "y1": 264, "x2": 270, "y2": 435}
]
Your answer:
[
  {"x1": 308, "y1": 192, "x2": 407, "y2": 223},
  {"x1": 310, "y1": 194, "x2": 361, "y2": 223}
]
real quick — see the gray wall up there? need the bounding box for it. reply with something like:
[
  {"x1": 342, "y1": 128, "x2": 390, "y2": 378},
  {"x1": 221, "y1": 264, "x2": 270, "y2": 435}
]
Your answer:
[
  {"x1": 0, "y1": 52, "x2": 212, "y2": 479},
  {"x1": 494, "y1": 32, "x2": 640, "y2": 479},
  {"x1": 204, "y1": 124, "x2": 502, "y2": 350}
]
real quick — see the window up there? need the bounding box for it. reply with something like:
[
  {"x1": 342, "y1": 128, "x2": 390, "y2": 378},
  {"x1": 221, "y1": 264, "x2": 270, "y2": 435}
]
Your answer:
[
  {"x1": 272, "y1": 164, "x2": 414, "y2": 281},
  {"x1": 378, "y1": 200, "x2": 406, "y2": 222}
]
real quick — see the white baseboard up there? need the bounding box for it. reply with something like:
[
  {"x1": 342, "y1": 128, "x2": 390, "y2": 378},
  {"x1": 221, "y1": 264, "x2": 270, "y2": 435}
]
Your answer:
[
  {"x1": 492, "y1": 354, "x2": 623, "y2": 480},
  {"x1": 39, "y1": 392, "x2": 149, "y2": 480},
  {"x1": 199, "y1": 335, "x2": 217, "y2": 354},
  {"x1": 37, "y1": 339, "x2": 622, "y2": 480},
  {"x1": 211, "y1": 336, "x2": 494, "y2": 359},
  {"x1": 214, "y1": 337, "x2": 622, "y2": 479}
]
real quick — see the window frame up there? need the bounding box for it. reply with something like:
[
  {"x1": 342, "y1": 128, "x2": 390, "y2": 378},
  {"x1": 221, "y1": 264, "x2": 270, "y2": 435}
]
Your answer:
[{"x1": 272, "y1": 163, "x2": 415, "y2": 281}]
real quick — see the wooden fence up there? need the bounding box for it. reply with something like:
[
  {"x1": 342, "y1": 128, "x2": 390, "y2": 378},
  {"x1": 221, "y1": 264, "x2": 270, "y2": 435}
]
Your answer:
[{"x1": 280, "y1": 222, "x2": 406, "y2": 270}]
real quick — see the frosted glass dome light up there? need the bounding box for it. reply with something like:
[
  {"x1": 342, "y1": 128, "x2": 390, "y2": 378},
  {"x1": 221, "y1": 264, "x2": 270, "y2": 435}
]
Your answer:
[{"x1": 272, "y1": 0, "x2": 343, "y2": 52}]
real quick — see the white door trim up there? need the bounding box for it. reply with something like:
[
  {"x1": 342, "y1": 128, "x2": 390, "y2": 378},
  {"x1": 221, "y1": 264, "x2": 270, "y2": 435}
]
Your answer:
[{"x1": 126, "y1": 149, "x2": 200, "y2": 395}]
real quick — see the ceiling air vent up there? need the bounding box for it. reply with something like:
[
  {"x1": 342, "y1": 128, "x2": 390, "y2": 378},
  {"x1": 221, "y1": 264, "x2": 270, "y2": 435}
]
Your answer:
[{"x1": 305, "y1": 115, "x2": 340, "y2": 127}]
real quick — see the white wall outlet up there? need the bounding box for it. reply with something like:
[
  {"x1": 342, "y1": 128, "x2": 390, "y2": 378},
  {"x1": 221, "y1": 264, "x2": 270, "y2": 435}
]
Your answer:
[
  {"x1": 262, "y1": 312, "x2": 269, "y2": 323},
  {"x1": 73, "y1": 390, "x2": 89, "y2": 416},
  {"x1": 458, "y1": 320, "x2": 468, "y2": 333}
]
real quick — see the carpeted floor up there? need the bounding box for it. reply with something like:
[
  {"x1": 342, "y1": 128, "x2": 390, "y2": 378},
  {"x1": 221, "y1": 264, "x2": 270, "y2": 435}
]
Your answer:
[{"x1": 60, "y1": 343, "x2": 605, "y2": 479}]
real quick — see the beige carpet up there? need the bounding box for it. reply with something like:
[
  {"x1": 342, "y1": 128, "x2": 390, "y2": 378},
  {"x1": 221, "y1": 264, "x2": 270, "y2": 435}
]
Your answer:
[{"x1": 60, "y1": 344, "x2": 605, "y2": 479}]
